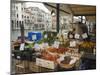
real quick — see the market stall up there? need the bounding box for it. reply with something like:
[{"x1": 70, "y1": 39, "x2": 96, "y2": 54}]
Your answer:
[
  {"x1": 12, "y1": 27, "x2": 95, "y2": 74},
  {"x1": 11, "y1": 1, "x2": 96, "y2": 74}
]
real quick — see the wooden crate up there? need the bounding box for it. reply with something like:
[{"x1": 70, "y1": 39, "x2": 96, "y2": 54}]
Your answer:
[
  {"x1": 29, "y1": 61, "x2": 55, "y2": 72},
  {"x1": 36, "y1": 58, "x2": 56, "y2": 69},
  {"x1": 15, "y1": 60, "x2": 29, "y2": 74},
  {"x1": 29, "y1": 62, "x2": 40, "y2": 72}
]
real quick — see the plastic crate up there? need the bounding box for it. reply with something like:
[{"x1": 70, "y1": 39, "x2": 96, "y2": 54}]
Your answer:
[{"x1": 28, "y1": 32, "x2": 42, "y2": 42}]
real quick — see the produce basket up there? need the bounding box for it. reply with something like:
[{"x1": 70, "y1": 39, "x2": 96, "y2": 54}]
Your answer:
[
  {"x1": 79, "y1": 41, "x2": 95, "y2": 53},
  {"x1": 57, "y1": 56, "x2": 77, "y2": 69},
  {"x1": 79, "y1": 47, "x2": 94, "y2": 53},
  {"x1": 59, "y1": 63, "x2": 74, "y2": 69}
]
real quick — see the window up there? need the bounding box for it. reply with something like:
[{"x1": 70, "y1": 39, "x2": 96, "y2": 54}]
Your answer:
[
  {"x1": 19, "y1": 21, "x2": 21, "y2": 26},
  {"x1": 22, "y1": 15, "x2": 23, "y2": 18},
  {"x1": 11, "y1": 20, "x2": 14, "y2": 28},
  {"x1": 17, "y1": 21, "x2": 18, "y2": 27},
  {"x1": 73, "y1": 16, "x2": 81, "y2": 22},
  {"x1": 35, "y1": 24, "x2": 38, "y2": 28},
  {"x1": 17, "y1": 14, "x2": 18, "y2": 18},
  {"x1": 12, "y1": 20, "x2": 14, "y2": 24},
  {"x1": 22, "y1": 8, "x2": 24, "y2": 11},
  {"x1": 13, "y1": 5, "x2": 15, "y2": 9},
  {"x1": 16, "y1": 6, "x2": 18, "y2": 10},
  {"x1": 73, "y1": 16, "x2": 86, "y2": 23},
  {"x1": 13, "y1": 13, "x2": 15, "y2": 17},
  {"x1": 27, "y1": 16, "x2": 29, "y2": 19},
  {"x1": 21, "y1": 8, "x2": 23, "y2": 11},
  {"x1": 24, "y1": 20, "x2": 26, "y2": 24},
  {"x1": 24, "y1": 16, "x2": 26, "y2": 18},
  {"x1": 25, "y1": 19, "x2": 27, "y2": 24},
  {"x1": 15, "y1": 20, "x2": 16, "y2": 27},
  {"x1": 22, "y1": 21, "x2": 24, "y2": 25},
  {"x1": 28, "y1": 20, "x2": 30, "y2": 23}
]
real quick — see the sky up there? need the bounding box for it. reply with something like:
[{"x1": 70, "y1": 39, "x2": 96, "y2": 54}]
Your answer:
[{"x1": 25, "y1": 2, "x2": 51, "y2": 13}]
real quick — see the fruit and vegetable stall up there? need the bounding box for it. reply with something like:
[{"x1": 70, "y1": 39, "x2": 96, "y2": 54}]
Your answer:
[{"x1": 11, "y1": 31, "x2": 96, "y2": 74}]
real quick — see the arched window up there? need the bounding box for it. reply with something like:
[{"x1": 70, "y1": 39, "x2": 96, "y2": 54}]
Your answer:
[
  {"x1": 11, "y1": 20, "x2": 14, "y2": 28},
  {"x1": 17, "y1": 14, "x2": 18, "y2": 18},
  {"x1": 17, "y1": 21, "x2": 18, "y2": 27}
]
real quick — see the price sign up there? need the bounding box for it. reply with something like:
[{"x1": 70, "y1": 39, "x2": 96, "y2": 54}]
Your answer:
[
  {"x1": 44, "y1": 34, "x2": 47, "y2": 38},
  {"x1": 32, "y1": 35, "x2": 36, "y2": 40},
  {"x1": 75, "y1": 34, "x2": 80, "y2": 39},
  {"x1": 70, "y1": 41, "x2": 76, "y2": 47},
  {"x1": 20, "y1": 43, "x2": 25, "y2": 51},
  {"x1": 69, "y1": 34, "x2": 73, "y2": 39},
  {"x1": 34, "y1": 43, "x2": 40, "y2": 51},
  {"x1": 53, "y1": 41, "x2": 60, "y2": 48},
  {"x1": 82, "y1": 33, "x2": 88, "y2": 39},
  {"x1": 69, "y1": 58, "x2": 77, "y2": 65},
  {"x1": 41, "y1": 43, "x2": 49, "y2": 49},
  {"x1": 17, "y1": 56, "x2": 20, "y2": 59}
]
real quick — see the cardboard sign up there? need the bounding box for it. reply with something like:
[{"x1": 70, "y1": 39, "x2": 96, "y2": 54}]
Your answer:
[
  {"x1": 34, "y1": 43, "x2": 40, "y2": 51},
  {"x1": 40, "y1": 43, "x2": 49, "y2": 49},
  {"x1": 57, "y1": 55, "x2": 65, "y2": 62},
  {"x1": 43, "y1": 43, "x2": 49, "y2": 48},
  {"x1": 17, "y1": 56, "x2": 20, "y2": 59},
  {"x1": 69, "y1": 34, "x2": 73, "y2": 39},
  {"x1": 20, "y1": 43, "x2": 25, "y2": 51},
  {"x1": 36, "y1": 58, "x2": 55, "y2": 69},
  {"x1": 52, "y1": 41, "x2": 60, "y2": 48},
  {"x1": 44, "y1": 34, "x2": 47, "y2": 38},
  {"x1": 82, "y1": 33, "x2": 88, "y2": 39},
  {"x1": 70, "y1": 41, "x2": 76, "y2": 47},
  {"x1": 69, "y1": 58, "x2": 77, "y2": 65},
  {"x1": 32, "y1": 35, "x2": 36, "y2": 40},
  {"x1": 75, "y1": 34, "x2": 80, "y2": 39}
]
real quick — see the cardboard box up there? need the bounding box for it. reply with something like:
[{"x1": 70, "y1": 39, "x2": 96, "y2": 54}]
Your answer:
[{"x1": 36, "y1": 58, "x2": 56, "y2": 69}]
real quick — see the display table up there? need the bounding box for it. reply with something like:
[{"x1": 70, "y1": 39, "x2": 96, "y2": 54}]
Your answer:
[
  {"x1": 12, "y1": 47, "x2": 82, "y2": 74},
  {"x1": 13, "y1": 56, "x2": 82, "y2": 74}
]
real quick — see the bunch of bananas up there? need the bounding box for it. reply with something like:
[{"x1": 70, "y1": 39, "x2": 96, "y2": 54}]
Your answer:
[{"x1": 80, "y1": 41, "x2": 95, "y2": 48}]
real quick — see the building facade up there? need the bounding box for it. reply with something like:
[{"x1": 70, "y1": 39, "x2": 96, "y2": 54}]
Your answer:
[
  {"x1": 11, "y1": 2, "x2": 52, "y2": 31},
  {"x1": 11, "y1": 2, "x2": 26, "y2": 30}
]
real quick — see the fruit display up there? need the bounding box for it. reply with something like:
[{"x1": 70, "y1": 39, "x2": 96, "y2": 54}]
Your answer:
[
  {"x1": 80, "y1": 41, "x2": 95, "y2": 48},
  {"x1": 41, "y1": 51, "x2": 59, "y2": 62},
  {"x1": 57, "y1": 47, "x2": 69, "y2": 54},
  {"x1": 79, "y1": 41, "x2": 96, "y2": 53},
  {"x1": 47, "y1": 47, "x2": 58, "y2": 53},
  {"x1": 47, "y1": 47, "x2": 69, "y2": 54}
]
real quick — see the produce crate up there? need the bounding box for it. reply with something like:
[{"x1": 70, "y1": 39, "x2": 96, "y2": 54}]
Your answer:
[
  {"x1": 29, "y1": 61, "x2": 55, "y2": 72},
  {"x1": 59, "y1": 63, "x2": 74, "y2": 69},
  {"x1": 36, "y1": 58, "x2": 57, "y2": 70},
  {"x1": 15, "y1": 60, "x2": 29, "y2": 74},
  {"x1": 29, "y1": 62, "x2": 40, "y2": 72}
]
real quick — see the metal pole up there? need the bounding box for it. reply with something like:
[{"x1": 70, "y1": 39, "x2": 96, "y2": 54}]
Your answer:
[
  {"x1": 56, "y1": 4, "x2": 60, "y2": 33},
  {"x1": 20, "y1": 21, "x2": 25, "y2": 43}
]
